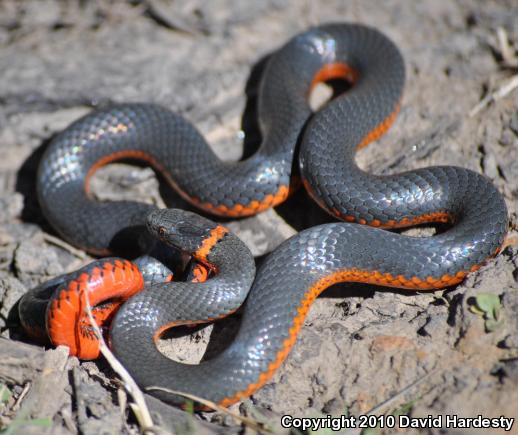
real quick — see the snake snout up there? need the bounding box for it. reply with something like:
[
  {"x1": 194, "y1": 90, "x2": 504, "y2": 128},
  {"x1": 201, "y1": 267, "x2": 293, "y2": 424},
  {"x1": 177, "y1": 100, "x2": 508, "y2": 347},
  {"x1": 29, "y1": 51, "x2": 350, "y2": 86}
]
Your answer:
[{"x1": 145, "y1": 209, "x2": 163, "y2": 236}]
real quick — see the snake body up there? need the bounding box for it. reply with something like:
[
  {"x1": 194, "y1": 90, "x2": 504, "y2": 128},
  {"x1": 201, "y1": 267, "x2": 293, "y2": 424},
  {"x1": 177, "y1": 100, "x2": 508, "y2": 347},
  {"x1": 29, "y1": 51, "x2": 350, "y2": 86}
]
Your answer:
[{"x1": 22, "y1": 23, "x2": 508, "y2": 406}]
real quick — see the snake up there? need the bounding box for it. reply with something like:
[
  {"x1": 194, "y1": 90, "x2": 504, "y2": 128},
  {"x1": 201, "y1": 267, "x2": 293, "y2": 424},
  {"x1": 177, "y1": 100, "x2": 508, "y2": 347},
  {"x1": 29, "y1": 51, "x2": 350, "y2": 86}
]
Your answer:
[{"x1": 20, "y1": 23, "x2": 508, "y2": 407}]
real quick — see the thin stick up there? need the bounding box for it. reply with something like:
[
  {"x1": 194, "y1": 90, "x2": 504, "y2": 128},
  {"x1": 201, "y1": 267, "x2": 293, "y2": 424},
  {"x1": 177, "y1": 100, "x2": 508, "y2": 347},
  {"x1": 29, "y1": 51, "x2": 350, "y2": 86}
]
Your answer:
[
  {"x1": 497, "y1": 27, "x2": 518, "y2": 68},
  {"x1": 42, "y1": 233, "x2": 88, "y2": 261},
  {"x1": 11, "y1": 382, "x2": 31, "y2": 412},
  {"x1": 502, "y1": 234, "x2": 518, "y2": 250},
  {"x1": 82, "y1": 291, "x2": 160, "y2": 434},
  {"x1": 147, "y1": 387, "x2": 271, "y2": 433},
  {"x1": 469, "y1": 74, "x2": 518, "y2": 117}
]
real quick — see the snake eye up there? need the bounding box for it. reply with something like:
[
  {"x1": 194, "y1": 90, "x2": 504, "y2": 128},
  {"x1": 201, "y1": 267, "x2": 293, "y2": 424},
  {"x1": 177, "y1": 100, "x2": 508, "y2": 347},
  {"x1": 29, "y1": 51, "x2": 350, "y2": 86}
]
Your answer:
[{"x1": 158, "y1": 226, "x2": 167, "y2": 237}]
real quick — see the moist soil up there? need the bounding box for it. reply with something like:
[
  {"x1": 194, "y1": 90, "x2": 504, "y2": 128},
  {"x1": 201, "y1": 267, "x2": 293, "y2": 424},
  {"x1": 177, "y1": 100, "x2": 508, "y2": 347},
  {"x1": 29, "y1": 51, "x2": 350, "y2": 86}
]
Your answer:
[{"x1": 0, "y1": 1, "x2": 517, "y2": 434}]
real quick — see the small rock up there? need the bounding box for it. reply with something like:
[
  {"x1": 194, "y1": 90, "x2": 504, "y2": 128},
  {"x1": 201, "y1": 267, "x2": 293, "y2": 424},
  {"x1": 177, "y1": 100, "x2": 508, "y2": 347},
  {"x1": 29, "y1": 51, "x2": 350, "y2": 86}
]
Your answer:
[
  {"x1": 73, "y1": 367, "x2": 124, "y2": 435},
  {"x1": 13, "y1": 237, "x2": 64, "y2": 287},
  {"x1": 0, "y1": 272, "x2": 27, "y2": 322},
  {"x1": 483, "y1": 150, "x2": 500, "y2": 180},
  {"x1": 499, "y1": 128, "x2": 516, "y2": 147},
  {"x1": 501, "y1": 332, "x2": 518, "y2": 349},
  {"x1": 0, "y1": 272, "x2": 27, "y2": 330},
  {"x1": 0, "y1": 193, "x2": 24, "y2": 223},
  {"x1": 19, "y1": 0, "x2": 62, "y2": 29},
  {"x1": 509, "y1": 113, "x2": 518, "y2": 136}
]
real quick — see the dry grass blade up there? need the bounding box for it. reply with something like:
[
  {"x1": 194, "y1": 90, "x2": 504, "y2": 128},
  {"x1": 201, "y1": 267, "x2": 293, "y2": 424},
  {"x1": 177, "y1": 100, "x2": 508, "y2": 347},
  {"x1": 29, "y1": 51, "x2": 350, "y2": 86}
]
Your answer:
[
  {"x1": 42, "y1": 233, "x2": 89, "y2": 261},
  {"x1": 144, "y1": 0, "x2": 202, "y2": 35},
  {"x1": 469, "y1": 74, "x2": 518, "y2": 117},
  {"x1": 497, "y1": 27, "x2": 518, "y2": 69},
  {"x1": 147, "y1": 387, "x2": 271, "y2": 433},
  {"x1": 502, "y1": 234, "x2": 518, "y2": 250},
  {"x1": 82, "y1": 291, "x2": 163, "y2": 435},
  {"x1": 11, "y1": 382, "x2": 30, "y2": 412},
  {"x1": 470, "y1": 27, "x2": 518, "y2": 117}
]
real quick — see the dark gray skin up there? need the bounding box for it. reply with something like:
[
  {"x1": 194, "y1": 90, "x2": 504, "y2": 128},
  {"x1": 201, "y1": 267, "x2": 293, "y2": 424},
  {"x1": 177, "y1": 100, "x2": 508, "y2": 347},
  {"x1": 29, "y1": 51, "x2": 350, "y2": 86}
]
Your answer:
[
  {"x1": 37, "y1": 23, "x2": 403, "y2": 254},
  {"x1": 36, "y1": 23, "x2": 342, "y2": 253},
  {"x1": 111, "y1": 196, "x2": 506, "y2": 408},
  {"x1": 34, "y1": 23, "x2": 508, "y2": 407},
  {"x1": 110, "y1": 209, "x2": 257, "y2": 404}
]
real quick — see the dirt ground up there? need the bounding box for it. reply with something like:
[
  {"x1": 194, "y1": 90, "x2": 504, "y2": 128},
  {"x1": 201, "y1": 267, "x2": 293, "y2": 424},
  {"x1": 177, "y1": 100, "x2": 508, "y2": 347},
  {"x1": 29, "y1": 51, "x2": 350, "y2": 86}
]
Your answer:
[{"x1": 1, "y1": 0, "x2": 518, "y2": 434}]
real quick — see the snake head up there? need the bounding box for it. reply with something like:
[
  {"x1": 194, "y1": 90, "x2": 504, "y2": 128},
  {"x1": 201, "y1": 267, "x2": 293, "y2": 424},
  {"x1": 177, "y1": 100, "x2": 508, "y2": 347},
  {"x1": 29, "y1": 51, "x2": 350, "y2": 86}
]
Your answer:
[{"x1": 146, "y1": 209, "x2": 219, "y2": 255}]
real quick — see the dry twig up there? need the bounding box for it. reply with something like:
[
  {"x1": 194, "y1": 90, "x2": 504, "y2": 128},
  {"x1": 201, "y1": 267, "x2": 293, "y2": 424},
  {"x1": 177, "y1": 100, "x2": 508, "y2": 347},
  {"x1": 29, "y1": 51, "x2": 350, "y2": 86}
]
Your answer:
[
  {"x1": 42, "y1": 233, "x2": 88, "y2": 261},
  {"x1": 83, "y1": 291, "x2": 161, "y2": 434},
  {"x1": 11, "y1": 382, "x2": 30, "y2": 412},
  {"x1": 147, "y1": 386, "x2": 270, "y2": 433},
  {"x1": 469, "y1": 74, "x2": 518, "y2": 117},
  {"x1": 496, "y1": 27, "x2": 518, "y2": 69},
  {"x1": 470, "y1": 27, "x2": 518, "y2": 116}
]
